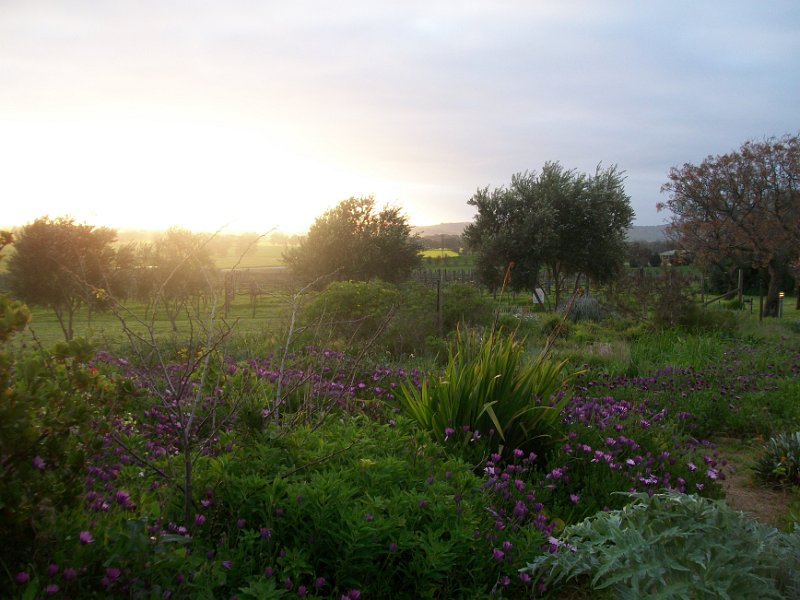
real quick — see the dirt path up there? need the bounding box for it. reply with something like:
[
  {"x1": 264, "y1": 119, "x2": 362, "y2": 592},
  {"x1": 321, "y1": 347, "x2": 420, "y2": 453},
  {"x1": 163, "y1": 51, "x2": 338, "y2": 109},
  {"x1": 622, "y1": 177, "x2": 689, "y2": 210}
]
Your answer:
[{"x1": 716, "y1": 438, "x2": 793, "y2": 529}]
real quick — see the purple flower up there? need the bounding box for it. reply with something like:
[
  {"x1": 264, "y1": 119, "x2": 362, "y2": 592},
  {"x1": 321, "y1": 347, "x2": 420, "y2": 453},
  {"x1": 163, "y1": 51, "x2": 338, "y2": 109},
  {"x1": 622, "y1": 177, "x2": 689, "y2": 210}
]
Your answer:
[
  {"x1": 687, "y1": 462, "x2": 697, "y2": 472},
  {"x1": 388, "y1": 542, "x2": 398, "y2": 553},
  {"x1": 264, "y1": 566, "x2": 274, "y2": 577},
  {"x1": 283, "y1": 577, "x2": 293, "y2": 589},
  {"x1": 79, "y1": 530, "x2": 94, "y2": 545},
  {"x1": 365, "y1": 513, "x2": 374, "y2": 522},
  {"x1": 44, "y1": 584, "x2": 60, "y2": 595},
  {"x1": 314, "y1": 577, "x2": 326, "y2": 590},
  {"x1": 237, "y1": 518, "x2": 246, "y2": 529},
  {"x1": 444, "y1": 427, "x2": 455, "y2": 441},
  {"x1": 222, "y1": 560, "x2": 233, "y2": 570},
  {"x1": 47, "y1": 563, "x2": 59, "y2": 576},
  {"x1": 347, "y1": 590, "x2": 361, "y2": 600},
  {"x1": 63, "y1": 567, "x2": 77, "y2": 581},
  {"x1": 33, "y1": 455, "x2": 46, "y2": 470},
  {"x1": 260, "y1": 527, "x2": 272, "y2": 539},
  {"x1": 570, "y1": 494, "x2": 581, "y2": 504},
  {"x1": 492, "y1": 548, "x2": 505, "y2": 562},
  {"x1": 195, "y1": 513, "x2": 206, "y2": 526},
  {"x1": 15, "y1": 571, "x2": 30, "y2": 584},
  {"x1": 297, "y1": 585, "x2": 307, "y2": 597},
  {"x1": 106, "y1": 567, "x2": 121, "y2": 580}
]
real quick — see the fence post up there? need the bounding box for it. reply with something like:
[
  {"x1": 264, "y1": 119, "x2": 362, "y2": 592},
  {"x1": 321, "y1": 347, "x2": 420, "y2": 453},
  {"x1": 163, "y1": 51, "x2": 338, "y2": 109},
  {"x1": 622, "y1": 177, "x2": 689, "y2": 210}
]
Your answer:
[{"x1": 436, "y1": 270, "x2": 443, "y2": 336}]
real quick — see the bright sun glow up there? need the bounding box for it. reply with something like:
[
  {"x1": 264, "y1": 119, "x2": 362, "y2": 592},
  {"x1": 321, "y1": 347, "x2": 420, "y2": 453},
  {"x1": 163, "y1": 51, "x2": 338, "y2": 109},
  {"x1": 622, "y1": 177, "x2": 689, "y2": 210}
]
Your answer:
[{"x1": 0, "y1": 118, "x2": 407, "y2": 234}]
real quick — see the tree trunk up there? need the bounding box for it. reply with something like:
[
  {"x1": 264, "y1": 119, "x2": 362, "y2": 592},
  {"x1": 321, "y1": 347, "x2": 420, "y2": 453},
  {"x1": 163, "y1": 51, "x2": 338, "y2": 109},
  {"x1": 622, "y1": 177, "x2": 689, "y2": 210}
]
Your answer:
[{"x1": 763, "y1": 261, "x2": 781, "y2": 317}]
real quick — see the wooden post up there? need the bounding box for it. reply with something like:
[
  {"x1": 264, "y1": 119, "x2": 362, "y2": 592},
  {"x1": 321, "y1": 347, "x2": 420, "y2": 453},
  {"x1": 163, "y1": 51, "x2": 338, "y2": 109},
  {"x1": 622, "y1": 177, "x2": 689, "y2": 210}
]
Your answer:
[
  {"x1": 436, "y1": 271, "x2": 443, "y2": 336},
  {"x1": 737, "y1": 269, "x2": 743, "y2": 305}
]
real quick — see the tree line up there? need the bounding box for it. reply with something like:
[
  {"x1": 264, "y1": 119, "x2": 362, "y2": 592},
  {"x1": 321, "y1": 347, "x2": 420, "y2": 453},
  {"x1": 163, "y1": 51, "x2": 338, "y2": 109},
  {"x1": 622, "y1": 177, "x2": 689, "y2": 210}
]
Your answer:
[
  {"x1": 4, "y1": 220, "x2": 217, "y2": 340},
  {"x1": 4, "y1": 132, "x2": 798, "y2": 340}
]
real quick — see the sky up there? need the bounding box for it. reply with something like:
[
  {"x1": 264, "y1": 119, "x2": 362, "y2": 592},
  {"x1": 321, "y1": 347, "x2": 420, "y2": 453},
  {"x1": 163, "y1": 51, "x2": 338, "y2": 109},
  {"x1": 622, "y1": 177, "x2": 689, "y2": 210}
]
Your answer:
[{"x1": 1, "y1": 1, "x2": 798, "y2": 234}]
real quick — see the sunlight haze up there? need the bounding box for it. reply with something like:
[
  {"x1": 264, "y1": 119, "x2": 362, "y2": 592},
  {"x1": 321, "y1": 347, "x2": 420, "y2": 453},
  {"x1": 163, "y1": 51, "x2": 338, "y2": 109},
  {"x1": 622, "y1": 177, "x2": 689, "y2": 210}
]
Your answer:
[{"x1": 1, "y1": 0, "x2": 798, "y2": 234}]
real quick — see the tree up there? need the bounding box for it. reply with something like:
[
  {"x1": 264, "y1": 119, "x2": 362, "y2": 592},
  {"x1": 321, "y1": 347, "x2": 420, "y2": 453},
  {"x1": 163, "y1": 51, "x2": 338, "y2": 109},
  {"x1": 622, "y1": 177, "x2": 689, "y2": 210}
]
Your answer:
[
  {"x1": 464, "y1": 163, "x2": 633, "y2": 306},
  {"x1": 143, "y1": 228, "x2": 217, "y2": 332},
  {"x1": 660, "y1": 134, "x2": 800, "y2": 317},
  {"x1": 7, "y1": 217, "x2": 117, "y2": 340},
  {"x1": 284, "y1": 196, "x2": 423, "y2": 285}
]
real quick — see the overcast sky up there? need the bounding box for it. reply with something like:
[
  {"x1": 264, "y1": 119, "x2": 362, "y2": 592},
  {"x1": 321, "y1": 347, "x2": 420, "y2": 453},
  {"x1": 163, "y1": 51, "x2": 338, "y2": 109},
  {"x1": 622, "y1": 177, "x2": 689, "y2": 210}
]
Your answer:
[{"x1": 1, "y1": 1, "x2": 798, "y2": 233}]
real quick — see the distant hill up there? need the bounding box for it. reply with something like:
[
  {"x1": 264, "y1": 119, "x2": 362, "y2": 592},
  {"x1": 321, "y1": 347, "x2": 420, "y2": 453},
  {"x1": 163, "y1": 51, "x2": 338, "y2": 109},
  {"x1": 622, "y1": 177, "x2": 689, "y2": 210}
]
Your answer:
[
  {"x1": 411, "y1": 222, "x2": 470, "y2": 237},
  {"x1": 625, "y1": 225, "x2": 668, "y2": 242},
  {"x1": 412, "y1": 222, "x2": 667, "y2": 242}
]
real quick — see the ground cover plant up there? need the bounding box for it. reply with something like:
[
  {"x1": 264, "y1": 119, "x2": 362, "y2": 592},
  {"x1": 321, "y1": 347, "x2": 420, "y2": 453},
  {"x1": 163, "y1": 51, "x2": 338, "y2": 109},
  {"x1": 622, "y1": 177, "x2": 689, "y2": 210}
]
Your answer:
[{"x1": 3, "y1": 286, "x2": 800, "y2": 598}]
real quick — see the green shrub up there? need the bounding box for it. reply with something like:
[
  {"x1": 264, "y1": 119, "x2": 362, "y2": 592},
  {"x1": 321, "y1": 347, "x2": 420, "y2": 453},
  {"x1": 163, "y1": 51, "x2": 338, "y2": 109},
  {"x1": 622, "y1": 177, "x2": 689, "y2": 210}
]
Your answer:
[
  {"x1": 541, "y1": 315, "x2": 572, "y2": 339},
  {"x1": 441, "y1": 282, "x2": 494, "y2": 330},
  {"x1": 523, "y1": 492, "x2": 800, "y2": 599},
  {"x1": 0, "y1": 297, "x2": 128, "y2": 567},
  {"x1": 755, "y1": 431, "x2": 800, "y2": 488},
  {"x1": 54, "y1": 417, "x2": 543, "y2": 599},
  {"x1": 301, "y1": 280, "x2": 402, "y2": 346},
  {"x1": 398, "y1": 328, "x2": 575, "y2": 464}
]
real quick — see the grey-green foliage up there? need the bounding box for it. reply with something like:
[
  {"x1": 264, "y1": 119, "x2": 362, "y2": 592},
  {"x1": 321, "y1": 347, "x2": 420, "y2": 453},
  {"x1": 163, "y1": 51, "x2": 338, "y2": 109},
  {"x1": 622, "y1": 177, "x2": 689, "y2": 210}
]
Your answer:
[
  {"x1": 564, "y1": 295, "x2": 605, "y2": 323},
  {"x1": 523, "y1": 492, "x2": 800, "y2": 599}
]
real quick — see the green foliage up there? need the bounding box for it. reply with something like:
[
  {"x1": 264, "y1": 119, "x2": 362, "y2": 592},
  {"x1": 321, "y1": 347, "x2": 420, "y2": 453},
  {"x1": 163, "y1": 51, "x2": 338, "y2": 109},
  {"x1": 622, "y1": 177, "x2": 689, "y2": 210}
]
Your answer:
[
  {"x1": 301, "y1": 280, "x2": 495, "y2": 358},
  {"x1": 441, "y1": 282, "x2": 494, "y2": 331},
  {"x1": 0, "y1": 297, "x2": 126, "y2": 568},
  {"x1": 50, "y1": 418, "x2": 542, "y2": 598},
  {"x1": 541, "y1": 315, "x2": 572, "y2": 338},
  {"x1": 398, "y1": 328, "x2": 575, "y2": 463},
  {"x1": 464, "y1": 162, "x2": 633, "y2": 305},
  {"x1": 524, "y1": 492, "x2": 800, "y2": 599},
  {"x1": 284, "y1": 196, "x2": 423, "y2": 285},
  {"x1": 755, "y1": 431, "x2": 800, "y2": 488},
  {"x1": 302, "y1": 280, "x2": 402, "y2": 345},
  {"x1": 7, "y1": 216, "x2": 119, "y2": 340}
]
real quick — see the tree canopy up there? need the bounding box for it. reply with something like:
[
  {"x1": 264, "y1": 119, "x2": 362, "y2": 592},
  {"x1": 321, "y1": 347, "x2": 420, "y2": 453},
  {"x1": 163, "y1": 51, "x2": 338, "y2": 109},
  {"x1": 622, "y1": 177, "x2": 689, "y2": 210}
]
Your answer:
[
  {"x1": 7, "y1": 217, "x2": 117, "y2": 340},
  {"x1": 464, "y1": 162, "x2": 633, "y2": 305},
  {"x1": 143, "y1": 228, "x2": 217, "y2": 331},
  {"x1": 284, "y1": 196, "x2": 423, "y2": 285},
  {"x1": 659, "y1": 134, "x2": 800, "y2": 316}
]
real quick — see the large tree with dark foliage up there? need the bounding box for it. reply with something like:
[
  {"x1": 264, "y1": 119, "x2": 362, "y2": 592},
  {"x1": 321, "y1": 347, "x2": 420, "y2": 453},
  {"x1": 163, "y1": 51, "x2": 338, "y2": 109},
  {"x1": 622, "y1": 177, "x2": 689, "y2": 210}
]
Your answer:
[
  {"x1": 659, "y1": 134, "x2": 800, "y2": 317},
  {"x1": 464, "y1": 163, "x2": 633, "y2": 306},
  {"x1": 284, "y1": 196, "x2": 423, "y2": 285},
  {"x1": 7, "y1": 217, "x2": 118, "y2": 341}
]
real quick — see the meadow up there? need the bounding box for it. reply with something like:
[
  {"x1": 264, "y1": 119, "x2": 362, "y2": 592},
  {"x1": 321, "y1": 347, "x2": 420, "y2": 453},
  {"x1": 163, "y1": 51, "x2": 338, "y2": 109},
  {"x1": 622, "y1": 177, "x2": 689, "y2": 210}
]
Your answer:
[{"x1": 2, "y1": 280, "x2": 800, "y2": 599}]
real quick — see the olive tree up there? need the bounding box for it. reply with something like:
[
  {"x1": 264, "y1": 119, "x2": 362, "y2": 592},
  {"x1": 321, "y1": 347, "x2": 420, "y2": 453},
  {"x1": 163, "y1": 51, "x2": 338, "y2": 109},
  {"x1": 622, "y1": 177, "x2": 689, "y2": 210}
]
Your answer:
[{"x1": 465, "y1": 163, "x2": 634, "y2": 306}]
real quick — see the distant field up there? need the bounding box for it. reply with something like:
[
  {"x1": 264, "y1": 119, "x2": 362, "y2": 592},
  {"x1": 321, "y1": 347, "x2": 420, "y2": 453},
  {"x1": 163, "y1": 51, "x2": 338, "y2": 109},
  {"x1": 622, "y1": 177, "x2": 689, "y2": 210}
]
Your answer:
[
  {"x1": 419, "y1": 249, "x2": 460, "y2": 258},
  {"x1": 212, "y1": 243, "x2": 289, "y2": 269}
]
